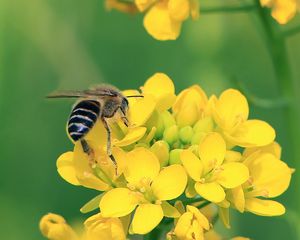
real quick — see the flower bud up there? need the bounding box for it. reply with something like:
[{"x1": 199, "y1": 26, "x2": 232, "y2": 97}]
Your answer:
[
  {"x1": 150, "y1": 140, "x2": 170, "y2": 167},
  {"x1": 39, "y1": 213, "x2": 78, "y2": 240},
  {"x1": 161, "y1": 110, "x2": 176, "y2": 128},
  {"x1": 163, "y1": 125, "x2": 179, "y2": 145},
  {"x1": 146, "y1": 110, "x2": 165, "y2": 139},
  {"x1": 173, "y1": 85, "x2": 208, "y2": 127},
  {"x1": 191, "y1": 131, "x2": 207, "y2": 145},
  {"x1": 193, "y1": 116, "x2": 214, "y2": 133},
  {"x1": 169, "y1": 149, "x2": 183, "y2": 165},
  {"x1": 179, "y1": 126, "x2": 194, "y2": 144}
]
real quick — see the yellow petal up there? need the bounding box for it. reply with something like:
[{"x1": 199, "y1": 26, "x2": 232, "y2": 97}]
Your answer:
[
  {"x1": 229, "y1": 120, "x2": 275, "y2": 147},
  {"x1": 56, "y1": 152, "x2": 80, "y2": 186},
  {"x1": 186, "y1": 205, "x2": 210, "y2": 230},
  {"x1": 243, "y1": 141, "x2": 282, "y2": 159},
  {"x1": 114, "y1": 127, "x2": 146, "y2": 147},
  {"x1": 73, "y1": 143, "x2": 110, "y2": 191},
  {"x1": 84, "y1": 121, "x2": 107, "y2": 146},
  {"x1": 168, "y1": 0, "x2": 190, "y2": 21},
  {"x1": 124, "y1": 147, "x2": 160, "y2": 183},
  {"x1": 143, "y1": 72, "x2": 175, "y2": 100},
  {"x1": 100, "y1": 188, "x2": 139, "y2": 217},
  {"x1": 217, "y1": 162, "x2": 249, "y2": 188},
  {"x1": 213, "y1": 89, "x2": 249, "y2": 130},
  {"x1": 224, "y1": 150, "x2": 242, "y2": 162},
  {"x1": 181, "y1": 150, "x2": 203, "y2": 181},
  {"x1": 227, "y1": 186, "x2": 245, "y2": 213},
  {"x1": 135, "y1": 0, "x2": 155, "y2": 11},
  {"x1": 245, "y1": 153, "x2": 292, "y2": 198},
  {"x1": 143, "y1": 2, "x2": 182, "y2": 41},
  {"x1": 271, "y1": 0, "x2": 297, "y2": 24},
  {"x1": 161, "y1": 201, "x2": 181, "y2": 218},
  {"x1": 152, "y1": 164, "x2": 187, "y2": 200},
  {"x1": 131, "y1": 204, "x2": 163, "y2": 234},
  {"x1": 195, "y1": 182, "x2": 225, "y2": 203},
  {"x1": 128, "y1": 95, "x2": 156, "y2": 126},
  {"x1": 245, "y1": 198, "x2": 285, "y2": 216},
  {"x1": 198, "y1": 132, "x2": 226, "y2": 173},
  {"x1": 174, "y1": 212, "x2": 193, "y2": 238},
  {"x1": 142, "y1": 73, "x2": 176, "y2": 111}
]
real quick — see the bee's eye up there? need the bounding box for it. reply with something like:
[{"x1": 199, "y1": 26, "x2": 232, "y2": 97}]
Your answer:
[{"x1": 121, "y1": 98, "x2": 129, "y2": 113}]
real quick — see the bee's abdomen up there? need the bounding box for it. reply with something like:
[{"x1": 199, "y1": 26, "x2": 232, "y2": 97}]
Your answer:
[{"x1": 67, "y1": 100, "x2": 100, "y2": 141}]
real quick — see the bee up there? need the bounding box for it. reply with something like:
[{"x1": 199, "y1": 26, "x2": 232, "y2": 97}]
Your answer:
[{"x1": 47, "y1": 85, "x2": 142, "y2": 169}]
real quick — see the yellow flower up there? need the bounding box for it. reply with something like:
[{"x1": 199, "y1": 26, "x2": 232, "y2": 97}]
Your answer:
[
  {"x1": 227, "y1": 145, "x2": 293, "y2": 216},
  {"x1": 181, "y1": 132, "x2": 249, "y2": 203},
  {"x1": 211, "y1": 89, "x2": 275, "y2": 148},
  {"x1": 135, "y1": 0, "x2": 199, "y2": 40},
  {"x1": 169, "y1": 204, "x2": 210, "y2": 240},
  {"x1": 99, "y1": 147, "x2": 187, "y2": 234},
  {"x1": 173, "y1": 85, "x2": 208, "y2": 127},
  {"x1": 39, "y1": 213, "x2": 127, "y2": 240},
  {"x1": 260, "y1": 0, "x2": 298, "y2": 24}
]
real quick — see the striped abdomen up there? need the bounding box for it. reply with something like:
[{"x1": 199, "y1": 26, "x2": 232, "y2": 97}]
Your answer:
[{"x1": 67, "y1": 100, "x2": 100, "y2": 141}]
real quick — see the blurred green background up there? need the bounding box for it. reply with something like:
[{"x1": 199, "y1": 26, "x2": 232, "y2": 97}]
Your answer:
[{"x1": 1, "y1": 0, "x2": 300, "y2": 239}]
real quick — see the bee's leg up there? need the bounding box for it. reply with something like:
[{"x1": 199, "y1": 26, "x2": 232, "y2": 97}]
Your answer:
[
  {"x1": 80, "y1": 139, "x2": 96, "y2": 168},
  {"x1": 119, "y1": 108, "x2": 129, "y2": 127},
  {"x1": 101, "y1": 118, "x2": 118, "y2": 170}
]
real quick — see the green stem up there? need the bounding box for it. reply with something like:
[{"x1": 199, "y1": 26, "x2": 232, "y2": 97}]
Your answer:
[
  {"x1": 201, "y1": 4, "x2": 256, "y2": 14},
  {"x1": 255, "y1": 0, "x2": 300, "y2": 211}
]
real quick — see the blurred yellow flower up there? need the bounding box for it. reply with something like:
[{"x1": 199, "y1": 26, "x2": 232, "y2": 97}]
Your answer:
[
  {"x1": 181, "y1": 132, "x2": 249, "y2": 203},
  {"x1": 40, "y1": 213, "x2": 127, "y2": 240},
  {"x1": 100, "y1": 147, "x2": 187, "y2": 234},
  {"x1": 260, "y1": 0, "x2": 298, "y2": 24}
]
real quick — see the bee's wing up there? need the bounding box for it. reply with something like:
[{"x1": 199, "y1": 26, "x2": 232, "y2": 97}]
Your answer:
[
  {"x1": 46, "y1": 90, "x2": 91, "y2": 99},
  {"x1": 47, "y1": 89, "x2": 117, "y2": 99}
]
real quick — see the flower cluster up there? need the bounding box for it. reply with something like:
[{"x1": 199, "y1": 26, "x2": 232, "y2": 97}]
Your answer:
[
  {"x1": 106, "y1": 0, "x2": 199, "y2": 40},
  {"x1": 40, "y1": 73, "x2": 293, "y2": 240},
  {"x1": 105, "y1": 0, "x2": 300, "y2": 40}
]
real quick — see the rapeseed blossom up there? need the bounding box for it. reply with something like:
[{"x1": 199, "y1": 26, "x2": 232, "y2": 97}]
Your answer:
[{"x1": 41, "y1": 73, "x2": 293, "y2": 239}]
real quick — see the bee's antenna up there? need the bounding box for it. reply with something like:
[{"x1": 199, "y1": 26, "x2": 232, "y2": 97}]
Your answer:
[{"x1": 126, "y1": 95, "x2": 144, "y2": 98}]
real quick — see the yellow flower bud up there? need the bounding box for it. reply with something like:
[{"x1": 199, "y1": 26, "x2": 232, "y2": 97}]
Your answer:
[
  {"x1": 193, "y1": 116, "x2": 214, "y2": 133},
  {"x1": 169, "y1": 149, "x2": 183, "y2": 165},
  {"x1": 151, "y1": 140, "x2": 170, "y2": 167},
  {"x1": 146, "y1": 110, "x2": 165, "y2": 139},
  {"x1": 173, "y1": 85, "x2": 208, "y2": 127},
  {"x1": 179, "y1": 126, "x2": 194, "y2": 144},
  {"x1": 161, "y1": 110, "x2": 176, "y2": 128},
  {"x1": 39, "y1": 213, "x2": 78, "y2": 240},
  {"x1": 191, "y1": 131, "x2": 207, "y2": 145},
  {"x1": 163, "y1": 125, "x2": 179, "y2": 145}
]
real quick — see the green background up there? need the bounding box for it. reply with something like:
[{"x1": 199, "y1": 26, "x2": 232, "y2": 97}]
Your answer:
[{"x1": 0, "y1": 0, "x2": 299, "y2": 239}]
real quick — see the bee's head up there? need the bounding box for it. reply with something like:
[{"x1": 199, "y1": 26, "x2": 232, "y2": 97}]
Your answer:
[{"x1": 120, "y1": 97, "x2": 129, "y2": 115}]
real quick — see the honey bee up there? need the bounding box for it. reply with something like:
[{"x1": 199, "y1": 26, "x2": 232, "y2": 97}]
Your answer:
[{"x1": 47, "y1": 85, "x2": 142, "y2": 168}]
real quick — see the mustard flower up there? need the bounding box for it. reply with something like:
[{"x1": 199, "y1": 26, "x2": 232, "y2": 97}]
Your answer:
[
  {"x1": 227, "y1": 142, "x2": 293, "y2": 216},
  {"x1": 260, "y1": 0, "x2": 298, "y2": 24},
  {"x1": 211, "y1": 89, "x2": 275, "y2": 148},
  {"x1": 99, "y1": 147, "x2": 187, "y2": 234},
  {"x1": 181, "y1": 132, "x2": 249, "y2": 203},
  {"x1": 167, "y1": 203, "x2": 210, "y2": 240}
]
